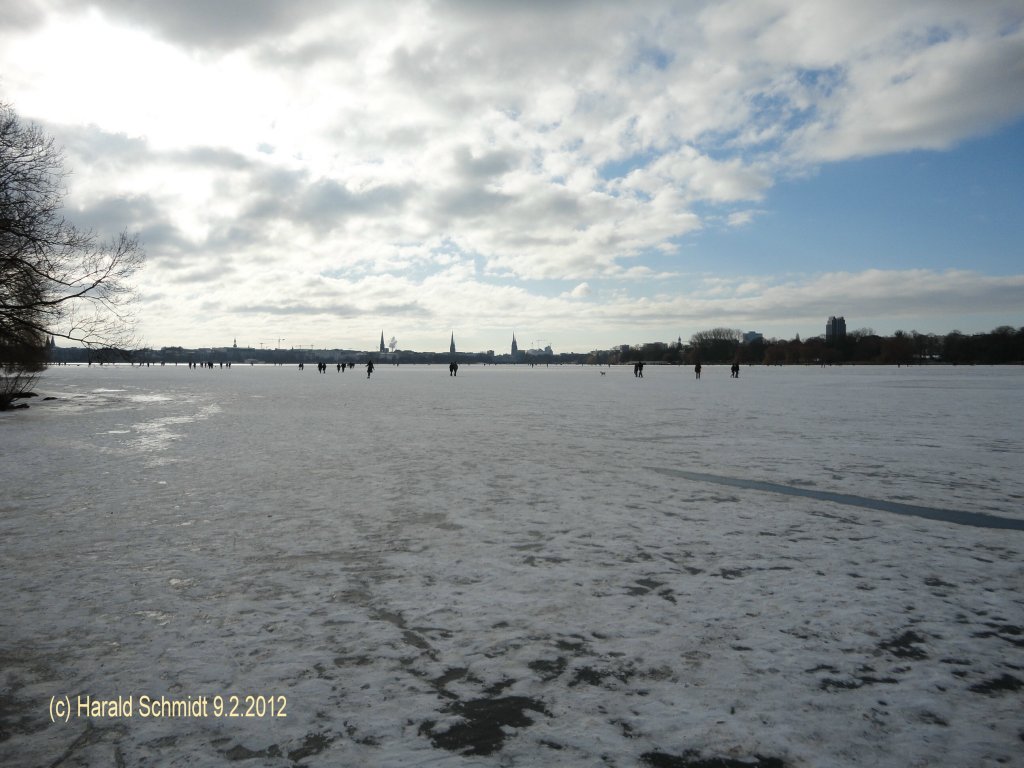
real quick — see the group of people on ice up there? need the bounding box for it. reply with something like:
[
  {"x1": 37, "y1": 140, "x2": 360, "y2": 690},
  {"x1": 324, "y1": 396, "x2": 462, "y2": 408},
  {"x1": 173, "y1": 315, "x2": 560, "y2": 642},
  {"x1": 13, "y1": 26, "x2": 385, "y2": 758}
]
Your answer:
[
  {"x1": 293, "y1": 360, "x2": 378, "y2": 378},
  {"x1": 294, "y1": 360, "x2": 745, "y2": 379},
  {"x1": 629, "y1": 361, "x2": 741, "y2": 379},
  {"x1": 691, "y1": 362, "x2": 739, "y2": 379},
  {"x1": 299, "y1": 361, "x2": 355, "y2": 373}
]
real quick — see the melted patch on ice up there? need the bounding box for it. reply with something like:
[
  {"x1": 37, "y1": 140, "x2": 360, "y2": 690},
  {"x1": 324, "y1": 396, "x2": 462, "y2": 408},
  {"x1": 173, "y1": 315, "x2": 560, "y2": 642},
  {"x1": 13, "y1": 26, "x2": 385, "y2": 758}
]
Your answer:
[
  {"x1": 133, "y1": 610, "x2": 173, "y2": 626},
  {"x1": 128, "y1": 394, "x2": 172, "y2": 403},
  {"x1": 128, "y1": 403, "x2": 222, "y2": 455}
]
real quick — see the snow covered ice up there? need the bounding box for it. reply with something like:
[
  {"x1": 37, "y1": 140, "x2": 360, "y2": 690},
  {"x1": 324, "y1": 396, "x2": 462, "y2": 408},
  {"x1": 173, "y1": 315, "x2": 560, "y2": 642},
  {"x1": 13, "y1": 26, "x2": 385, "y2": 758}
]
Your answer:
[{"x1": 1, "y1": 363, "x2": 1022, "y2": 767}]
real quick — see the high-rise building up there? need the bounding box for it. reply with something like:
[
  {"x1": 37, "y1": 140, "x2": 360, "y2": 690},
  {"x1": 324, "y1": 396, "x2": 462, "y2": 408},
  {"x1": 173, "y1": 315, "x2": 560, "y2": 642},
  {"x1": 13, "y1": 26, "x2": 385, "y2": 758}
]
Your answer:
[{"x1": 825, "y1": 316, "x2": 847, "y2": 344}]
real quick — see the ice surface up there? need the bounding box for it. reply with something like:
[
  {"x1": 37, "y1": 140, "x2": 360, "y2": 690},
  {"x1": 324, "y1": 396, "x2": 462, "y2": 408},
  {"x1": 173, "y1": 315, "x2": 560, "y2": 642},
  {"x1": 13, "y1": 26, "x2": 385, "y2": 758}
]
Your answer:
[{"x1": 1, "y1": 364, "x2": 1022, "y2": 766}]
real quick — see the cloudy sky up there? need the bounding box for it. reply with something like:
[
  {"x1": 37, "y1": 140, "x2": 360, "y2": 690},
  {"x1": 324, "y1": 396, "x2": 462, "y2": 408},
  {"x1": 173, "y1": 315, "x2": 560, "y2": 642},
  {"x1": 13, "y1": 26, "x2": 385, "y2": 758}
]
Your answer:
[{"x1": 2, "y1": 0, "x2": 1023, "y2": 353}]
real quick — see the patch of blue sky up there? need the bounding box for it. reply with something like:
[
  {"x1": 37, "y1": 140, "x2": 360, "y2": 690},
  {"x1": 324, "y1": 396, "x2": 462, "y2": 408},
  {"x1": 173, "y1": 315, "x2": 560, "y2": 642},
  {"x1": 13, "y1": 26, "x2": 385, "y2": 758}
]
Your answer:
[
  {"x1": 499, "y1": 106, "x2": 522, "y2": 122},
  {"x1": 318, "y1": 265, "x2": 378, "y2": 280},
  {"x1": 921, "y1": 24, "x2": 956, "y2": 46},
  {"x1": 694, "y1": 70, "x2": 841, "y2": 161},
  {"x1": 630, "y1": 44, "x2": 673, "y2": 73},
  {"x1": 682, "y1": 198, "x2": 739, "y2": 226},
  {"x1": 794, "y1": 65, "x2": 845, "y2": 98},
  {"x1": 598, "y1": 147, "x2": 661, "y2": 181},
  {"x1": 678, "y1": 117, "x2": 1024, "y2": 277},
  {"x1": 723, "y1": 90, "x2": 815, "y2": 158},
  {"x1": 623, "y1": 187, "x2": 654, "y2": 203},
  {"x1": 431, "y1": 236, "x2": 463, "y2": 258},
  {"x1": 621, "y1": 245, "x2": 689, "y2": 277},
  {"x1": 469, "y1": 271, "x2": 563, "y2": 299},
  {"x1": 319, "y1": 263, "x2": 414, "y2": 282},
  {"x1": 572, "y1": 90, "x2": 613, "y2": 118},
  {"x1": 998, "y1": 14, "x2": 1023, "y2": 36},
  {"x1": 692, "y1": 130, "x2": 747, "y2": 162},
  {"x1": 316, "y1": 239, "x2": 467, "y2": 283},
  {"x1": 748, "y1": 91, "x2": 799, "y2": 126},
  {"x1": 560, "y1": 137, "x2": 584, "y2": 155},
  {"x1": 691, "y1": 124, "x2": 784, "y2": 167}
]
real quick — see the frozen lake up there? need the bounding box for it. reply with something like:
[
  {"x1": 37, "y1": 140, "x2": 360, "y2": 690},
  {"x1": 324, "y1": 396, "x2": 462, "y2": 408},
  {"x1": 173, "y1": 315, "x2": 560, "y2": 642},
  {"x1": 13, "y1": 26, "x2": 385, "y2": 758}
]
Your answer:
[{"x1": 2, "y1": 363, "x2": 1022, "y2": 767}]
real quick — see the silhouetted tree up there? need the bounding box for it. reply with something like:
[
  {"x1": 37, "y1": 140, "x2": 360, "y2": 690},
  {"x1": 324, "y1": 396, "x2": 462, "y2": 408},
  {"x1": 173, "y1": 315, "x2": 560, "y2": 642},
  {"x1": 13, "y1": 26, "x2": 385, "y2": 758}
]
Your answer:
[
  {"x1": 1, "y1": 103, "x2": 144, "y2": 405},
  {"x1": 850, "y1": 330, "x2": 883, "y2": 362},
  {"x1": 942, "y1": 331, "x2": 966, "y2": 364},
  {"x1": 638, "y1": 341, "x2": 669, "y2": 362},
  {"x1": 0, "y1": 327, "x2": 46, "y2": 409},
  {"x1": 690, "y1": 328, "x2": 741, "y2": 363},
  {"x1": 982, "y1": 326, "x2": 1020, "y2": 363},
  {"x1": 881, "y1": 330, "x2": 914, "y2": 365},
  {"x1": 800, "y1": 336, "x2": 824, "y2": 364}
]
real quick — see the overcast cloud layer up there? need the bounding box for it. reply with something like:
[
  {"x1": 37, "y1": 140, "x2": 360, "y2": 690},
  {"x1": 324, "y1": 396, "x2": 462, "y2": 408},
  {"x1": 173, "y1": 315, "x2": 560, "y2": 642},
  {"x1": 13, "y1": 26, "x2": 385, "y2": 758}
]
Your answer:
[{"x1": 2, "y1": 0, "x2": 1023, "y2": 351}]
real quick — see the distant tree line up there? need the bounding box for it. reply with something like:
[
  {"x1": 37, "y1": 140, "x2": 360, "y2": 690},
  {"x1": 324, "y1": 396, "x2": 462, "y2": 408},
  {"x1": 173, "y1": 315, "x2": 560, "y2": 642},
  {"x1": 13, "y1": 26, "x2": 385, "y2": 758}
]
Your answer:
[
  {"x1": 758, "y1": 326, "x2": 1022, "y2": 366},
  {"x1": 588, "y1": 326, "x2": 1024, "y2": 366}
]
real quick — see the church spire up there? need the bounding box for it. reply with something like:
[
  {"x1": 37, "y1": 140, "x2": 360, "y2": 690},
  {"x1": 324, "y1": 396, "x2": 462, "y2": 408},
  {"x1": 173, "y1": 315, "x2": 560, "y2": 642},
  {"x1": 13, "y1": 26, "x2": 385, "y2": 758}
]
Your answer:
[
  {"x1": 511, "y1": 332, "x2": 518, "y2": 356},
  {"x1": 450, "y1": 332, "x2": 456, "y2": 356},
  {"x1": 380, "y1": 331, "x2": 386, "y2": 353}
]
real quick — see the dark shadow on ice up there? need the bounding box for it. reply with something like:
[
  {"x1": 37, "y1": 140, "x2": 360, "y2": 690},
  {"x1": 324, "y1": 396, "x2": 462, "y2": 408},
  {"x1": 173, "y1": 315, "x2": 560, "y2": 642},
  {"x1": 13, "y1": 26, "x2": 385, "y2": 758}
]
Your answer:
[
  {"x1": 642, "y1": 751, "x2": 785, "y2": 768},
  {"x1": 650, "y1": 467, "x2": 1024, "y2": 531},
  {"x1": 419, "y1": 696, "x2": 550, "y2": 755}
]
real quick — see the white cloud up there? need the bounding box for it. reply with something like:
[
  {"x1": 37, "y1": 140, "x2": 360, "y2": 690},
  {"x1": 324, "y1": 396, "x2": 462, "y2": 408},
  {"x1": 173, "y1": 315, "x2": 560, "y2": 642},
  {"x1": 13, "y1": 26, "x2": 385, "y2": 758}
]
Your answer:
[
  {"x1": 726, "y1": 210, "x2": 759, "y2": 228},
  {"x1": 791, "y1": 19, "x2": 1024, "y2": 161},
  {"x1": 564, "y1": 282, "x2": 592, "y2": 299}
]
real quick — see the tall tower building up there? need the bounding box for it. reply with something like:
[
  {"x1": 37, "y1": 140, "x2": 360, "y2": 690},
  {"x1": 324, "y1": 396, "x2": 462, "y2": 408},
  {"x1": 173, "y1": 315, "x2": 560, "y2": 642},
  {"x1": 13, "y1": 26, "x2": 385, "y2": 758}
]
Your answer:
[
  {"x1": 825, "y1": 316, "x2": 847, "y2": 344},
  {"x1": 380, "y1": 331, "x2": 386, "y2": 353},
  {"x1": 511, "y1": 333, "x2": 518, "y2": 356},
  {"x1": 450, "y1": 332, "x2": 456, "y2": 356}
]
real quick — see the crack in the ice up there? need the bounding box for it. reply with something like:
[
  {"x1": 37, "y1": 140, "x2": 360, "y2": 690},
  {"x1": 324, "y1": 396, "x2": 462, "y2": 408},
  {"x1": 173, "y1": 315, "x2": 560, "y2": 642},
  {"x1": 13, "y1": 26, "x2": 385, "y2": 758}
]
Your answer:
[{"x1": 650, "y1": 468, "x2": 1024, "y2": 530}]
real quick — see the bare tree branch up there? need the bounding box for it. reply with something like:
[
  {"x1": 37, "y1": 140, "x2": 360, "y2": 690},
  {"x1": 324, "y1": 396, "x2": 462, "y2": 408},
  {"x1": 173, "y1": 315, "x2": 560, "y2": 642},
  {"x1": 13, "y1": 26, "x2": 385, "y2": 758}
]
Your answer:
[{"x1": 1, "y1": 102, "x2": 145, "y2": 361}]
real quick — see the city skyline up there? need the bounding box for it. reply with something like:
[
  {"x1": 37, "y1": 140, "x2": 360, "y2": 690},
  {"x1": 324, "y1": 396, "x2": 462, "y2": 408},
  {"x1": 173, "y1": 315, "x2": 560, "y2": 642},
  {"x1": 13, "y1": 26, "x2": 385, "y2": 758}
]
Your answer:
[
  {"x1": 81, "y1": 318, "x2": 1018, "y2": 359},
  {"x1": 2, "y1": 1, "x2": 1023, "y2": 353}
]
